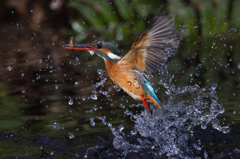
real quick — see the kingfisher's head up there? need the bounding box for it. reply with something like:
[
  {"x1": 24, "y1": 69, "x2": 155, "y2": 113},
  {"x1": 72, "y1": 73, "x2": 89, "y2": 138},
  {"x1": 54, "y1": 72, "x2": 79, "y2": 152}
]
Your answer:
[{"x1": 64, "y1": 39, "x2": 121, "y2": 61}]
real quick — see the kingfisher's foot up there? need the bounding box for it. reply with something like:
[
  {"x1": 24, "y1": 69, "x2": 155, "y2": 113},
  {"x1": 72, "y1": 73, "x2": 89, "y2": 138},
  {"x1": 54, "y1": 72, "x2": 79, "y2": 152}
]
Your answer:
[{"x1": 140, "y1": 94, "x2": 149, "y2": 110}]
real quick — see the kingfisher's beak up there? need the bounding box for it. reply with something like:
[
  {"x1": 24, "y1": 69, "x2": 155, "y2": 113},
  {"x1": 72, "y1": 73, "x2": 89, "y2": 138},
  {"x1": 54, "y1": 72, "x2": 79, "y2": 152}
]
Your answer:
[
  {"x1": 64, "y1": 43, "x2": 97, "y2": 51},
  {"x1": 63, "y1": 38, "x2": 97, "y2": 51}
]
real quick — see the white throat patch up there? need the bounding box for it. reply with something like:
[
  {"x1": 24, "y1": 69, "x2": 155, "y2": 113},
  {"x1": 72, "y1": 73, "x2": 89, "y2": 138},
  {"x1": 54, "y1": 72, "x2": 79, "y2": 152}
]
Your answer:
[
  {"x1": 88, "y1": 51, "x2": 94, "y2": 56},
  {"x1": 107, "y1": 52, "x2": 121, "y2": 60}
]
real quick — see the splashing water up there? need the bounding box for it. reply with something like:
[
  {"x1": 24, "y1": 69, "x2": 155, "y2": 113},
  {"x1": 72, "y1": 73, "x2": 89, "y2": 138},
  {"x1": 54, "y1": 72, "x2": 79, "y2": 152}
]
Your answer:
[
  {"x1": 85, "y1": 68, "x2": 230, "y2": 158},
  {"x1": 111, "y1": 84, "x2": 229, "y2": 157}
]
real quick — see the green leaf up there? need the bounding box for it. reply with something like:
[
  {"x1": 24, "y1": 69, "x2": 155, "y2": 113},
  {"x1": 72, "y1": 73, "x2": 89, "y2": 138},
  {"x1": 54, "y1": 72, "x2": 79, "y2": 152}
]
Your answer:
[
  {"x1": 95, "y1": 0, "x2": 119, "y2": 23},
  {"x1": 68, "y1": 1, "x2": 105, "y2": 30},
  {"x1": 114, "y1": 0, "x2": 134, "y2": 20}
]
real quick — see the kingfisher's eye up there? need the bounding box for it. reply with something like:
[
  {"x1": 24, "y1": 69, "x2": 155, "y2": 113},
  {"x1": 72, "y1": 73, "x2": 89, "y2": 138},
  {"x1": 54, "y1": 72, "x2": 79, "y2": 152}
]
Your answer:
[{"x1": 97, "y1": 43, "x2": 102, "y2": 48}]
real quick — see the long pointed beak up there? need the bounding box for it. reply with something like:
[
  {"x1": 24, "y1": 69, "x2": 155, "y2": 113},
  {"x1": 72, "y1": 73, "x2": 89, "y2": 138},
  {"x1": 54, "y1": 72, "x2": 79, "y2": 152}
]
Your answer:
[
  {"x1": 64, "y1": 43, "x2": 97, "y2": 51},
  {"x1": 63, "y1": 39, "x2": 97, "y2": 51}
]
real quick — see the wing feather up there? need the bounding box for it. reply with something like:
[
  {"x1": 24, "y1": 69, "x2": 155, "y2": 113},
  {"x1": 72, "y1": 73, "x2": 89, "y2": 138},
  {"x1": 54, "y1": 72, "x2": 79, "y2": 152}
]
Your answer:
[{"x1": 119, "y1": 14, "x2": 179, "y2": 76}]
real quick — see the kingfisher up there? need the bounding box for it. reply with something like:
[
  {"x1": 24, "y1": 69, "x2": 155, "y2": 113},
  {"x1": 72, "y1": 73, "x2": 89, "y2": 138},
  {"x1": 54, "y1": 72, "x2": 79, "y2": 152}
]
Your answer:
[{"x1": 64, "y1": 14, "x2": 179, "y2": 110}]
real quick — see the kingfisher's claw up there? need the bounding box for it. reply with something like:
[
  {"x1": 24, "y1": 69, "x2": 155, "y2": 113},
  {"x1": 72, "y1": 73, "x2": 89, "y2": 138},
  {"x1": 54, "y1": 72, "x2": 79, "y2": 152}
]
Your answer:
[{"x1": 141, "y1": 94, "x2": 149, "y2": 110}]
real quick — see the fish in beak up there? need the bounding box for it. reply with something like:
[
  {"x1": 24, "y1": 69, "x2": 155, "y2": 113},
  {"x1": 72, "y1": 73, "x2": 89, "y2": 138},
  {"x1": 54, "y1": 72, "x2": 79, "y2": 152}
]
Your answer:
[{"x1": 63, "y1": 37, "x2": 97, "y2": 51}]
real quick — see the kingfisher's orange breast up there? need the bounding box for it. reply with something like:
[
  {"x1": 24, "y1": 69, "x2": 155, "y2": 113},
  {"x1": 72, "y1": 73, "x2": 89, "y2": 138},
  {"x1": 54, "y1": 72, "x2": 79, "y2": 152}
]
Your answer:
[
  {"x1": 104, "y1": 59, "x2": 145, "y2": 101},
  {"x1": 104, "y1": 59, "x2": 162, "y2": 109}
]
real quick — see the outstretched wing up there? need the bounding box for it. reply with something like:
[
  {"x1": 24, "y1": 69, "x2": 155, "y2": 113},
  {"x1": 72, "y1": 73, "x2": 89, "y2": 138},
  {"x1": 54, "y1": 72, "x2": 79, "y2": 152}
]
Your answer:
[{"x1": 119, "y1": 15, "x2": 179, "y2": 76}]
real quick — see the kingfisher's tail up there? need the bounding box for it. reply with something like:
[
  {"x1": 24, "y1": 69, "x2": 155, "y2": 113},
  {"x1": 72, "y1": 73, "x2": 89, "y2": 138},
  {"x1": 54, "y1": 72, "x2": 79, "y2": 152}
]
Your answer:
[
  {"x1": 143, "y1": 79, "x2": 162, "y2": 109},
  {"x1": 147, "y1": 91, "x2": 162, "y2": 110}
]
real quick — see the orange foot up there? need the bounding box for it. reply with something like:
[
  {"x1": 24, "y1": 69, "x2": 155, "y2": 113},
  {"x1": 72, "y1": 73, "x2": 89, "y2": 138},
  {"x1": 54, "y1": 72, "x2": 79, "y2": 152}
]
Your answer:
[{"x1": 140, "y1": 94, "x2": 149, "y2": 110}]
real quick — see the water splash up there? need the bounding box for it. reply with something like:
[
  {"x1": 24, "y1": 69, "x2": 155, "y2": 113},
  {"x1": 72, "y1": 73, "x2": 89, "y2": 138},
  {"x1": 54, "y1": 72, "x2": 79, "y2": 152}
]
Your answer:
[
  {"x1": 110, "y1": 71, "x2": 228, "y2": 158},
  {"x1": 85, "y1": 68, "x2": 229, "y2": 158}
]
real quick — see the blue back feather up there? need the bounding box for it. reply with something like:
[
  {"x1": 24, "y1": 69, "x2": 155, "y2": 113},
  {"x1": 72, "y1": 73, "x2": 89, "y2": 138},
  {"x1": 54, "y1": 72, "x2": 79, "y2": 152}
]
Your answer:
[
  {"x1": 143, "y1": 79, "x2": 162, "y2": 107},
  {"x1": 132, "y1": 69, "x2": 162, "y2": 107}
]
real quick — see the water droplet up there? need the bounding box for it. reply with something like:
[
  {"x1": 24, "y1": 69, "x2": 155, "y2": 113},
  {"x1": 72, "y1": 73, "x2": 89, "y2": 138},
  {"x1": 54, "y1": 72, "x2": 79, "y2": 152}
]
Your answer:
[
  {"x1": 93, "y1": 35, "x2": 95, "y2": 38},
  {"x1": 75, "y1": 56, "x2": 79, "y2": 61},
  {"x1": 97, "y1": 69, "x2": 102, "y2": 75},
  {"x1": 30, "y1": 10, "x2": 33, "y2": 12},
  {"x1": 69, "y1": 132, "x2": 74, "y2": 139},
  {"x1": 85, "y1": 109, "x2": 93, "y2": 113},
  {"x1": 90, "y1": 94, "x2": 98, "y2": 100},
  {"x1": 53, "y1": 122, "x2": 58, "y2": 128},
  {"x1": 6, "y1": 66, "x2": 12, "y2": 71},
  {"x1": 21, "y1": 73, "x2": 24, "y2": 77},
  {"x1": 238, "y1": 63, "x2": 240, "y2": 69},
  {"x1": 74, "y1": 81, "x2": 79, "y2": 87},
  {"x1": 221, "y1": 126, "x2": 231, "y2": 134},
  {"x1": 39, "y1": 58, "x2": 42, "y2": 63},
  {"x1": 50, "y1": 151, "x2": 54, "y2": 155},
  {"x1": 52, "y1": 42, "x2": 55, "y2": 45},
  {"x1": 90, "y1": 117, "x2": 95, "y2": 126},
  {"x1": 55, "y1": 84, "x2": 58, "y2": 89},
  {"x1": 211, "y1": 83, "x2": 217, "y2": 90},
  {"x1": 68, "y1": 99, "x2": 73, "y2": 105},
  {"x1": 193, "y1": 143, "x2": 202, "y2": 151}
]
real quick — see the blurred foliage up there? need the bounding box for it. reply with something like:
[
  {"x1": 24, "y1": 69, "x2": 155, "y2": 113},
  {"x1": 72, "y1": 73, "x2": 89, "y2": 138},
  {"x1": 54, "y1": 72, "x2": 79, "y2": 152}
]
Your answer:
[
  {"x1": 67, "y1": 0, "x2": 165, "y2": 46},
  {"x1": 68, "y1": 0, "x2": 240, "y2": 42}
]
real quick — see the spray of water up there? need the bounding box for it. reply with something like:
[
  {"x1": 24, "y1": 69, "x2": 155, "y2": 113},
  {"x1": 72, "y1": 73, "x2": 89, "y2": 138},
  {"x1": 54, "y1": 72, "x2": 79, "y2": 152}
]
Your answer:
[{"x1": 85, "y1": 68, "x2": 230, "y2": 158}]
